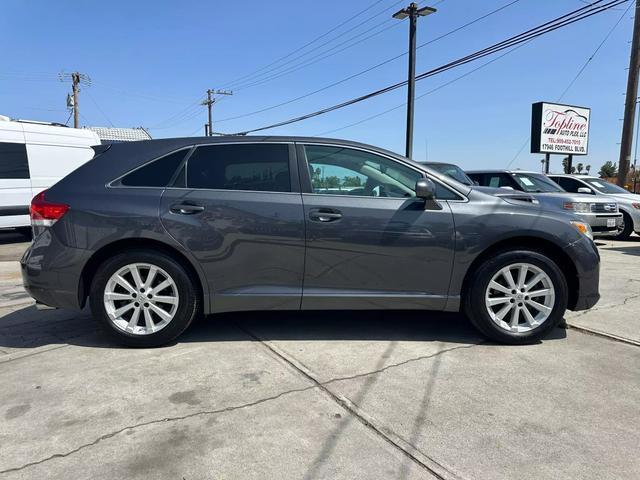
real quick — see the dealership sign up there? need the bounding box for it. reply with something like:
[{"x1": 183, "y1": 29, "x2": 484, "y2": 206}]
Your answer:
[{"x1": 531, "y1": 102, "x2": 590, "y2": 155}]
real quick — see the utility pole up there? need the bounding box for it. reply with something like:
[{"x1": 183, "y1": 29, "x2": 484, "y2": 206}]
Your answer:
[
  {"x1": 59, "y1": 71, "x2": 91, "y2": 128},
  {"x1": 393, "y1": 3, "x2": 436, "y2": 159},
  {"x1": 202, "y1": 89, "x2": 233, "y2": 136},
  {"x1": 71, "y1": 73, "x2": 80, "y2": 128},
  {"x1": 618, "y1": 0, "x2": 640, "y2": 187}
]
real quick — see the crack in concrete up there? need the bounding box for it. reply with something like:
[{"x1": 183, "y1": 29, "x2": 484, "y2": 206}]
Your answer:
[
  {"x1": 567, "y1": 290, "x2": 640, "y2": 320},
  {"x1": 0, "y1": 336, "x2": 481, "y2": 477},
  {"x1": 0, "y1": 384, "x2": 316, "y2": 475},
  {"x1": 236, "y1": 323, "x2": 477, "y2": 480},
  {"x1": 322, "y1": 343, "x2": 483, "y2": 386}
]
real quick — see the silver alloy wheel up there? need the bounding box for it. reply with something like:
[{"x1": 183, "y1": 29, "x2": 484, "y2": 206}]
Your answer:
[
  {"x1": 484, "y1": 263, "x2": 555, "y2": 333},
  {"x1": 104, "y1": 263, "x2": 179, "y2": 336}
]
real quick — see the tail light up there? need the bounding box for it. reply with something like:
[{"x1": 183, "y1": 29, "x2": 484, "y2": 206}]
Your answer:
[{"x1": 30, "y1": 191, "x2": 69, "y2": 227}]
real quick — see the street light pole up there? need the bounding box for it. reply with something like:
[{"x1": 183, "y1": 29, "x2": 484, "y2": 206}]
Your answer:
[{"x1": 393, "y1": 3, "x2": 436, "y2": 159}]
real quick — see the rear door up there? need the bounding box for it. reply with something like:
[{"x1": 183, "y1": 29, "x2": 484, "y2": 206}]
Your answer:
[
  {"x1": 160, "y1": 142, "x2": 305, "y2": 313},
  {"x1": 297, "y1": 143, "x2": 456, "y2": 310}
]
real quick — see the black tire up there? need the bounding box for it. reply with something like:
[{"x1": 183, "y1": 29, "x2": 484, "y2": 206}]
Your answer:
[
  {"x1": 89, "y1": 250, "x2": 200, "y2": 347},
  {"x1": 463, "y1": 250, "x2": 568, "y2": 345},
  {"x1": 615, "y1": 211, "x2": 634, "y2": 241}
]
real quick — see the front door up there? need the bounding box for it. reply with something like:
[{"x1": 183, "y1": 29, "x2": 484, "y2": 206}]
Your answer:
[
  {"x1": 160, "y1": 142, "x2": 305, "y2": 313},
  {"x1": 297, "y1": 143, "x2": 456, "y2": 310}
]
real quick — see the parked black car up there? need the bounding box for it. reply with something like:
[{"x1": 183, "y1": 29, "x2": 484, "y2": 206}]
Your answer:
[{"x1": 22, "y1": 137, "x2": 600, "y2": 347}]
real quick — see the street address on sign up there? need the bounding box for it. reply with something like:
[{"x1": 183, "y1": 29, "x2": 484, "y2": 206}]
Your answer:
[{"x1": 530, "y1": 102, "x2": 590, "y2": 155}]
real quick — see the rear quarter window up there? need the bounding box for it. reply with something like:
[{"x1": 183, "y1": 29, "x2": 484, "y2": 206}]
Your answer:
[
  {"x1": 120, "y1": 149, "x2": 190, "y2": 187},
  {"x1": 0, "y1": 142, "x2": 29, "y2": 179}
]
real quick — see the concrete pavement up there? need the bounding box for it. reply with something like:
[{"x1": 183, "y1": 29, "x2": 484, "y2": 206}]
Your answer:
[{"x1": 0, "y1": 233, "x2": 639, "y2": 479}]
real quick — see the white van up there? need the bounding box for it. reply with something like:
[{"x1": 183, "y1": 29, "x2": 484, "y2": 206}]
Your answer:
[{"x1": 0, "y1": 115, "x2": 100, "y2": 231}]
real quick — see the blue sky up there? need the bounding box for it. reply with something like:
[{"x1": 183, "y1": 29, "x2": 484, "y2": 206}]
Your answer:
[{"x1": 0, "y1": 0, "x2": 634, "y2": 172}]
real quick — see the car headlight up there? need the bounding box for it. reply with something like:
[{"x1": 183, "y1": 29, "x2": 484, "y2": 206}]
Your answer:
[
  {"x1": 632, "y1": 202, "x2": 640, "y2": 209},
  {"x1": 563, "y1": 202, "x2": 591, "y2": 213},
  {"x1": 571, "y1": 221, "x2": 593, "y2": 240}
]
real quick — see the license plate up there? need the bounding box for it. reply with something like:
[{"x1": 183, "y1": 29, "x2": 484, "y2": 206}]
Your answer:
[{"x1": 607, "y1": 218, "x2": 616, "y2": 228}]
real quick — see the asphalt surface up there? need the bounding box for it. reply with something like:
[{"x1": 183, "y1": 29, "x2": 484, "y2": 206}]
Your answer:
[{"x1": 0, "y1": 231, "x2": 638, "y2": 480}]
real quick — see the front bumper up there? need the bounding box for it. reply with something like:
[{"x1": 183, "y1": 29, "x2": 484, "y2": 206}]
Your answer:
[
  {"x1": 564, "y1": 235, "x2": 600, "y2": 311},
  {"x1": 573, "y1": 212, "x2": 622, "y2": 234}
]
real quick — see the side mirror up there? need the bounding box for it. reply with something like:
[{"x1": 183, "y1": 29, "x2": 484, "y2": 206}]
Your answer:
[
  {"x1": 577, "y1": 187, "x2": 593, "y2": 194},
  {"x1": 415, "y1": 178, "x2": 436, "y2": 200}
]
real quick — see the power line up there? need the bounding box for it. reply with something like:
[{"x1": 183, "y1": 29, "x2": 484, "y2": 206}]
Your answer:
[
  {"x1": 222, "y1": 0, "x2": 406, "y2": 90},
  {"x1": 507, "y1": 0, "x2": 632, "y2": 167},
  {"x1": 232, "y1": 0, "x2": 628, "y2": 135},
  {"x1": 315, "y1": 40, "x2": 533, "y2": 137},
  {"x1": 231, "y1": 0, "x2": 447, "y2": 92},
  {"x1": 214, "y1": 0, "x2": 520, "y2": 125}
]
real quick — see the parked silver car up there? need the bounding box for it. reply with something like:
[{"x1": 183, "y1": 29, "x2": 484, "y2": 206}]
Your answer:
[
  {"x1": 467, "y1": 170, "x2": 622, "y2": 235},
  {"x1": 548, "y1": 174, "x2": 640, "y2": 239}
]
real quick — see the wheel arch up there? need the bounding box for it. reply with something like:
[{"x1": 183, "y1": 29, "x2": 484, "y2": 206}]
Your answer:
[
  {"x1": 460, "y1": 236, "x2": 579, "y2": 310},
  {"x1": 78, "y1": 237, "x2": 207, "y2": 311}
]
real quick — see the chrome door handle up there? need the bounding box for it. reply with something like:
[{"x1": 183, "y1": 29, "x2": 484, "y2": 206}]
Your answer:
[
  {"x1": 170, "y1": 203, "x2": 205, "y2": 215},
  {"x1": 309, "y1": 209, "x2": 342, "y2": 222}
]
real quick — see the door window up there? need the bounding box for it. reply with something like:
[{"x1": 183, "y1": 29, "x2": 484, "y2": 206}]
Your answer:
[
  {"x1": 0, "y1": 142, "x2": 29, "y2": 179},
  {"x1": 187, "y1": 144, "x2": 290, "y2": 192},
  {"x1": 303, "y1": 145, "x2": 421, "y2": 198}
]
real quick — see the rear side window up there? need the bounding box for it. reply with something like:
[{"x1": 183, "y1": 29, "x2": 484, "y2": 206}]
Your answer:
[
  {"x1": 187, "y1": 144, "x2": 290, "y2": 192},
  {"x1": 121, "y1": 149, "x2": 189, "y2": 187},
  {"x1": 0, "y1": 142, "x2": 29, "y2": 179}
]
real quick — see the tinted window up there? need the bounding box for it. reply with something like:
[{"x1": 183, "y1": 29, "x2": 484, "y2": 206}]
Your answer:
[
  {"x1": 187, "y1": 144, "x2": 290, "y2": 192},
  {"x1": 0, "y1": 142, "x2": 29, "y2": 179},
  {"x1": 121, "y1": 149, "x2": 189, "y2": 187},
  {"x1": 553, "y1": 176, "x2": 583, "y2": 193},
  {"x1": 304, "y1": 145, "x2": 421, "y2": 198}
]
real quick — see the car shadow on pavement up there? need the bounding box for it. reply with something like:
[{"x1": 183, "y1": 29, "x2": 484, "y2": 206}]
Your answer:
[
  {"x1": 603, "y1": 245, "x2": 640, "y2": 256},
  {"x1": 0, "y1": 305, "x2": 566, "y2": 352}
]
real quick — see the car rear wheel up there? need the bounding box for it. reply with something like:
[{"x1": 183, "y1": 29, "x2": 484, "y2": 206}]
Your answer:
[
  {"x1": 463, "y1": 250, "x2": 568, "y2": 344},
  {"x1": 90, "y1": 250, "x2": 199, "y2": 347}
]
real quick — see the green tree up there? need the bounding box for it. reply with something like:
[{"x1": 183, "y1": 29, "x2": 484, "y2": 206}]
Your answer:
[
  {"x1": 561, "y1": 157, "x2": 576, "y2": 174},
  {"x1": 576, "y1": 163, "x2": 584, "y2": 174},
  {"x1": 598, "y1": 161, "x2": 617, "y2": 178},
  {"x1": 342, "y1": 176, "x2": 362, "y2": 187},
  {"x1": 585, "y1": 164, "x2": 591, "y2": 174},
  {"x1": 324, "y1": 176, "x2": 341, "y2": 188}
]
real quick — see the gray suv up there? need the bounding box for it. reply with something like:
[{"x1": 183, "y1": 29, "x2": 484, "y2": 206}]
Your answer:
[
  {"x1": 467, "y1": 170, "x2": 622, "y2": 235},
  {"x1": 22, "y1": 137, "x2": 600, "y2": 347}
]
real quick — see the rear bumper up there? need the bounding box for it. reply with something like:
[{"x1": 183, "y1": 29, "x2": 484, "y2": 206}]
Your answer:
[
  {"x1": 564, "y1": 235, "x2": 600, "y2": 311},
  {"x1": 20, "y1": 229, "x2": 89, "y2": 310}
]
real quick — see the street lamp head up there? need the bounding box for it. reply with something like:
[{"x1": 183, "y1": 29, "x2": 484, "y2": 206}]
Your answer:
[
  {"x1": 392, "y1": 9, "x2": 409, "y2": 20},
  {"x1": 392, "y1": 4, "x2": 436, "y2": 20},
  {"x1": 416, "y1": 6, "x2": 437, "y2": 16}
]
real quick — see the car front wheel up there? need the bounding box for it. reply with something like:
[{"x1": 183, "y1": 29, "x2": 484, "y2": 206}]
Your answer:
[
  {"x1": 463, "y1": 250, "x2": 568, "y2": 344},
  {"x1": 90, "y1": 250, "x2": 200, "y2": 347}
]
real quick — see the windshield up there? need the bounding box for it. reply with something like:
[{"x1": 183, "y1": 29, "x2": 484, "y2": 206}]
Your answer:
[
  {"x1": 584, "y1": 178, "x2": 630, "y2": 194},
  {"x1": 511, "y1": 172, "x2": 565, "y2": 193},
  {"x1": 427, "y1": 163, "x2": 473, "y2": 185}
]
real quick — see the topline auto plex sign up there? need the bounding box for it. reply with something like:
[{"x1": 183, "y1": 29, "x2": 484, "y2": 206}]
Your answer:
[{"x1": 531, "y1": 102, "x2": 590, "y2": 155}]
